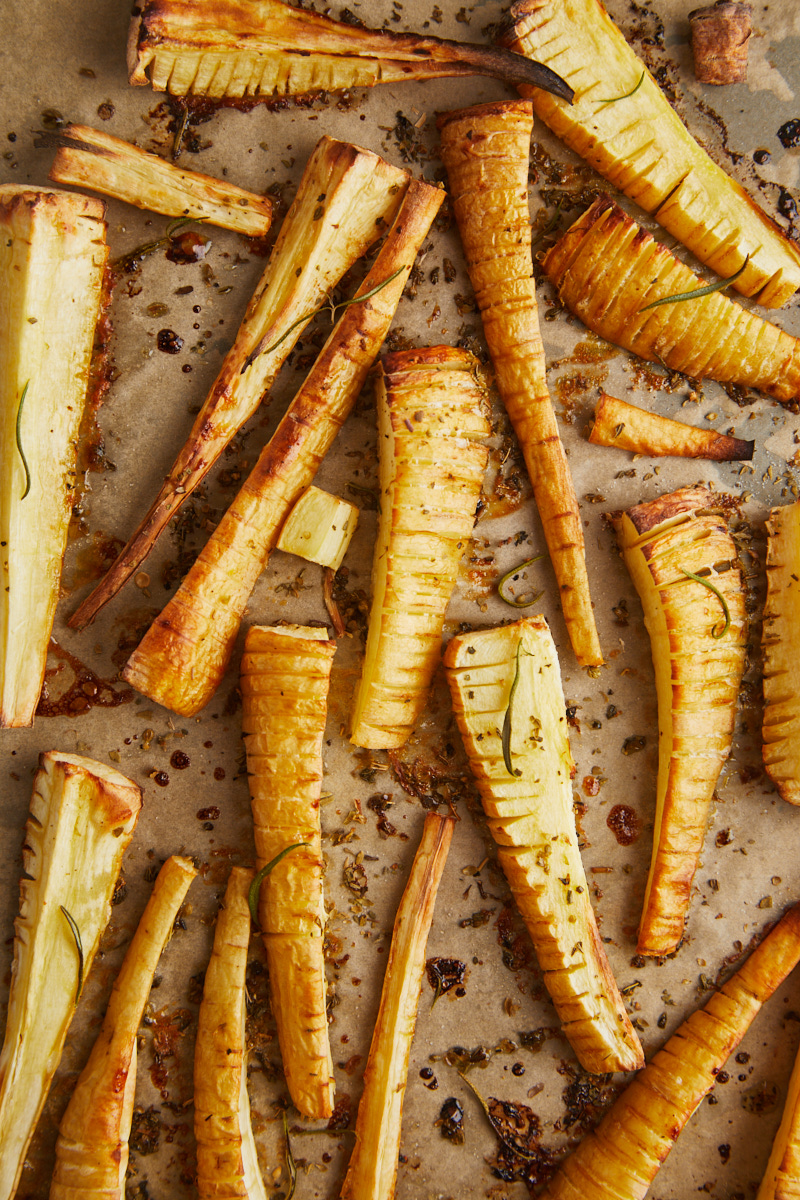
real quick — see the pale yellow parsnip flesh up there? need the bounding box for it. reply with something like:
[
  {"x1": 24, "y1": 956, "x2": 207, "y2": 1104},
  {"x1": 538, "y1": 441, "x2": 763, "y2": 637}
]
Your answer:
[{"x1": 762, "y1": 501, "x2": 800, "y2": 805}]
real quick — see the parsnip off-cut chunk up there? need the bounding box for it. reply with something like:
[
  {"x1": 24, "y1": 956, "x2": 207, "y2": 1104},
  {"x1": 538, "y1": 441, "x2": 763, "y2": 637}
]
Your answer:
[
  {"x1": 499, "y1": 0, "x2": 800, "y2": 307},
  {"x1": 444, "y1": 617, "x2": 643, "y2": 1074},
  {"x1": 51, "y1": 855, "x2": 197, "y2": 1200},
  {"x1": 240, "y1": 625, "x2": 336, "y2": 1118},
  {"x1": 615, "y1": 486, "x2": 747, "y2": 956},
  {"x1": 590, "y1": 393, "x2": 754, "y2": 461},
  {"x1": 128, "y1": 0, "x2": 575, "y2": 101},
  {"x1": 72, "y1": 135, "x2": 410, "y2": 631},
  {"x1": 119, "y1": 179, "x2": 441, "y2": 717},
  {"x1": 762, "y1": 501, "x2": 800, "y2": 805},
  {"x1": 540, "y1": 903, "x2": 800, "y2": 1200},
  {"x1": 438, "y1": 100, "x2": 602, "y2": 668},
  {"x1": 340, "y1": 812, "x2": 454, "y2": 1200},
  {"x1": 350, "y1": 346, "x2": 490, "y2": 749},
  {"x1": 543, "y1": 196, "x2": 800, "y2": 404},
  {"x1": 43, "y1": 123, "x2": 273, "y2": 236},
  {"x1": 276, "y1": 485, "x2": 359, "y2": 570},
  {"x1": 0, "y1": 753, "x2": 141, "y2": 1200},
  {"x1": 195, "y1": 867, "x2": 268, "y2": 1200},
  {"x1": 0, "y1": 185, "x2": 108, "y2": 727}
]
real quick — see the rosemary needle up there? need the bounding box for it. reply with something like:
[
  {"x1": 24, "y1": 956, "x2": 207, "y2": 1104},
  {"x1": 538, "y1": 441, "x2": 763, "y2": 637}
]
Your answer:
[
  {"x1": 501, "y1": 639, "x2": 533, "y2": 776},
  {"x1": 639, "y1": 255, "x2": 750, "y2": 314},
  {"x1": 680, "y1": 568, "x2": 731, "y2": 638},
  {"x1": 598, "y1": 70, "x2": 645, "y2": 106},
  {"x1": 60, "y1": 905, "x2": 84, "y2": 1003},
  {"x1": 497, "y1": 554, "x2": 546, "y2": 608},
  {"x1": 248, "y1": 842, "x2": 311, "y2": 928},
  {"x1": 15, "y1": 380, "x2": 31, "y2": 500}
]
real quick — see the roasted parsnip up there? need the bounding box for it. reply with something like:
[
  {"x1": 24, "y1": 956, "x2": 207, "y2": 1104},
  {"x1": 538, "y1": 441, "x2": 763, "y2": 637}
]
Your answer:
[
  {"x1": 340, "y1": 812, "x2": 454, "y2": 1200},
  {"x1": 276, "y1": 485, "x2": 359, "y2": 570},
  {"x1": 590, "y1": 392, "x2": 754, "y2": 461},
  {"x1": 540, "y1": 903, "x2": 800, "y2": 1200},
  {"x1": 120, "y1": 180, "x2": 441, "y2": 716},
  {"x1": 758, "y1": 1027, "x2": 800, "y2": 1200},
  {"x1": 444, "y1": 617, "x2": 643, "y2": 1074},
  {"x1": 0, "y1": 185, "x2": 108, "y2": 727},
  {"x1": 762, "y1": 501, "x2": 800, "y2": 805},
  {"x1": 543, "y1": 196, "x2": 800, "y2": 404},
  {"x1": 71, "y1": 136, "x2": 409, "y2": 630},
  {"x1": 195, "y1": 867, "x2": 268, "y2": 1200},
  {"x1": 615, "y1": 486, "x2": 747, "y2": 956},
  {"x1": 350, "y1": 346, "x2": 490, "y2": 749},
  {"x1": 128, "y1": 0, "x2": 574, "y2": 101},
  {"x1": 438, "y1": 101, "x2": 602, "y2": 667},
  {"x1": 51, "y1": 855, "x2": 197, "y2": 1200},
  {"x1": 0, "y1": 753, "x2": 141, "y2": 1200},
  {"x1": 240, "y1": 625, "x2": 336, "y2": 1119},
  {"x1": 499, "y1": 0, "x2": 800, "y2": 307},
  {"x1": 42, "y1": 123, "x2": 272, "y2": 236}
]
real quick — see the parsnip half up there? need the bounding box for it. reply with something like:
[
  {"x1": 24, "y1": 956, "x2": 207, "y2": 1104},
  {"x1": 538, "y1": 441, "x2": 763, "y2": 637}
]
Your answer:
[
  {"x1": 120, "y1": 179, "x2": 441, "y2": 716},
  {"x1": 44, "y1": 123, "x2": 273, "y2": 236},
  {"x1": 350, "y1": 346, "x2": 491, "y2": 749},
  {"x1": 444, "y1": 617, "x2": 643, "y2": 1074},
  {"x1": 438, "y1": 100, "x2": 602, "y2": 668},
  {"x1": 543, "y1": 196, "x2": 800, "y2": 404},
  {"x1": 240, "y1": 625, "x2": 336, "y2": 1119},
  {"x1": 758, "y1": 1024, "x2": 800, "y2": 1200},
  {"x1": 0, "y1": 753, "x2": 142, "y2": 1200},
  {"x1": 71, "y1": 136, "x2": 409, "y2": 630},
  {"x1": 0, "y1": 185, "x2": 108, "y2": 727},
  {"x1": 340, "y1": 812, "x2": 454, "y2": 1200},
  {"x1": 51, "y1": 855, "x2": 197, "y2": 1200},
  {"x1": 615, "y1": 486, "x2": 747, "y2": 956},
  {"x1": 762, "y1": 501, "x2": 800, "y2": 805},
  {"x1": 499, "y1": 0, "x2": 800, "y2": 307},
  {"x1": 195, "y1": 867, "x2": 268, "y2": 1200},
  {"x1": 540, "y1": 903, "x2": 800, "y2": 1200},
  {"x1": 590, "y1": 393, "x2": 754, "y2": 461}
]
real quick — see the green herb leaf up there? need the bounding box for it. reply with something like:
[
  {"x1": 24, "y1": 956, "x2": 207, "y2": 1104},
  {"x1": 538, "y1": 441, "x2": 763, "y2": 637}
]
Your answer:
[
  {"x1": 680, "y1": 568, "x2": 731, "y2": 638},
  {"x1": 284, "y1": 1110, "x2": 298, "y2": 1200},
  {"x1": 639, "y1": 255, "x2": 749, "y2": 314},
  {"x1": 60, "y1": 905, "x2": 84, "y2": 1003},
  {"x1": 248, "y1": 842, "x2": 311, "y2": 929},
  {"x1": 598, "y1": 70, "x2": 645, "y2": 106},
  {"x1": 501, "y1": 639, "x2": 533, "y2": 776},
  {"x1": 498, "y1": 555, "x2": 545, "y2": 608},
  {"x1": 15, "y1": 381, "x2": 31, "y2": 500},
  {"x1": 112, "y1": 216, "x2": 208, "y2": 271}
]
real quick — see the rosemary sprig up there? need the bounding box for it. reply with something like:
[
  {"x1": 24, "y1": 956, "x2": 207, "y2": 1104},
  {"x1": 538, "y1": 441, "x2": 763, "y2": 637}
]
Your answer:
[
  {"x1": 241, "y1": 265, "x2": 407, "y2": 373},
  {"x1": 15, "y1": 380, "x2": 31, "y2": 500},
  {"x1": 501, "y1": 639, "x2": 533, "y2": 776},
  {"x1": 639, "y1": 255, "x2": 749, "y2": 314},
  {"x1": 284, "y1": 1111, "x2": 298, "y2": 1200},
  {"x1": 111, "y1": 215, "x2": 208, "y2": 271},
  {"x1": 248, "y1": 842, "x2": 311, "y2": 928},
  {"x1": 680, "y1": 568, "x2": 731, "y2": 638},
  {"x1": 497, "y1": 554, "x2": 546, "y2": 608},
  {"x1": 60, "y1": 905, "x2": 84, "y2": 1003},
  {"x1": 598, "y1": 70, "x2": 645, "y2": 106}
]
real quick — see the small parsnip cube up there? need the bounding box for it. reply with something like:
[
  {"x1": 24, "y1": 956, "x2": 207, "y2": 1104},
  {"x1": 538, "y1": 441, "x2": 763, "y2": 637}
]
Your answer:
[{"x1": 276, "y1": 485, "x2": 359, "y2": 570}]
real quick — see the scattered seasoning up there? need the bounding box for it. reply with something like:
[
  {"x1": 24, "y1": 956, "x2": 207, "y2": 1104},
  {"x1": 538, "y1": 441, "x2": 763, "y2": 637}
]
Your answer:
[
  {"x1": 14, "y1": 380, "x2": 31, "y2": 500},
  {"x1": 343, "y1": 860, "x2": 369, "y2": 897},
  {"x1": 753, "y1": 148, "x2": 771, "y2": 164},
  {"x1": 621, "y1": 735, "x2": 646, "y2": 755},
  {"x1": 152, "y1": 771, "x2": 170, "y2": 788},
  {"x1": 170, "y1": 749, "x2": 190, "y2": 770},
  {"x1": 283, "y1": 1111, "x2": 298, "y2": 1200},
  {"x1": 777, "y1": 118, "x2": 800, "y2": 149},
  {"x1": 426, "y1": 957, "x2": 467, "y2": 1006},
  {"x1": 606, "y1": 805, "x2": 641, "y2": 846},
  {"x1": 196, "y1": 806, "x2": 220, "y2": 821},
  {"x1": 60, "y1": 905, "x2": 84, "y2": 1003},
  {"x1": 248, "y1": 843, "x2": 310, "y2": 927},
  {"x1": 598, "y1": 70, "x2": 645, "y2": 105},
  {"x1": 681, "y1": 568, "x2": 731, "y2": 637},
  {"x1": 367, "y1": 792, "x2": 399, "y2": 838},
  {"x1": 130, "y1": 1106, "x2": 161, "y2": 1155},
  {"x1": 157, "y1": 329, "x2": 184, "y2": 354},
  {"x1": 435, "y1": 1097, "x2": 465, "y2": 1144},
  {"x1": 638, "y1": 256, "x2": 749, "y2": 313},
  {"x1": 741, "y1": 1081, "x2": 778, "y2": 1114}
]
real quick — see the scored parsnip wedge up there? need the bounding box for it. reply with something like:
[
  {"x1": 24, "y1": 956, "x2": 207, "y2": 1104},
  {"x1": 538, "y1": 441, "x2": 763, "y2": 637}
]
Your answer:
[
  {"x1": 499, "y1": 0, "x2": 800, "y2": 307},
  {"x1": 758, "y1": 1026, "x2": 800, "y2": 1200},
  {"x1": 128, "y1": 0, "x2": 574, "y2": 101},
  {"x1": 438, "y1": 101, "x2": 602, "y2": 667},
  {"x1": 340, "y1": 812, "x2": 454, "y2": 1200},
  {"x1": 240, "y1": 625, "x2": 336, "y2": 1119},
  {"x1": 590, "y1": 393, "x2": 754, "y2": 461},
  {"x1": 51, "y1": 855, "x2": 197, "y2": 1200},
  {"x1": 71, "y1": 135, "x2": 409, "y2": 631},
  {"x1": 543, "y1": 196, "x2": 800, "y2": 405},
  {"x1": 540, "y1": 903, "x2": 800, "y2": 1200},
  {"x1": 615, "y1": 486, "x2": 747, "y2": 956},
  {"x1": 121, "y1": 180, "x2": 441, "y2": 716},
  {"x1": 195, "y1": 867, "x2": 268, "y2": 1200},
  {"x1": 350, "y1": 346, "x2": 491, "y2": 749},
  {"x1": 444, "y1": 617, "x2": 643, "y2": 1074},
  {"x1": 0, "y1": 185, "x2": 108, "y2": 727},
  {"x1": 42, "y1": 123, "x2": 273, "y2": 236},
  {"x1": 762, "y1": 501, "x2": 800, "y2": 806},
  {"x1": 0, "y1": 753, "x2": 142, "y2": 1200}
]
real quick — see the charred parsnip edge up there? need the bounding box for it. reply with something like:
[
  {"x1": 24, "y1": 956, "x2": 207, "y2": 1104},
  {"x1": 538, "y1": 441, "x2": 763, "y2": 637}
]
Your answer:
[
  {"x1": 762, "y1": 501, "x2": 800, "y2": 806},
  {"x1": 590, "y1": 393, "x2": 754, "y2": 461}
]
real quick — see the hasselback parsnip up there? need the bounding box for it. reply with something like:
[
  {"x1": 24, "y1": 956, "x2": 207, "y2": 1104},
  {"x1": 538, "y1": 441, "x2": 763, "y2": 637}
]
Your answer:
[
  {"x1": 437, "y1": 100, "x2": 602, "y2": 667},
  {"x1": 762, "y1": 501, "x2": 800, "y2": 806}
]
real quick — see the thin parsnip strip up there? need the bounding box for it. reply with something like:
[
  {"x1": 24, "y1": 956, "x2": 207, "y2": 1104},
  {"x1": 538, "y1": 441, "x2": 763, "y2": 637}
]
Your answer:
[
  {"x1": 70, "y1": 135, "x2": 409, "y2": 630},
  {"x1": 240, "y1": 625, "x2": 336, "y2": 1119},
  {"x1": 195, "y1": 867, "x2": 268, "y2": 1200},
  {"x1": 51, "y1": 855, "x2": 197, "y2": 1199},
  {"x1": 758, "y1": 1026, "x2": 800, "y2": 1199},
  {"x1": 540, "y1": 904, "x2": 800, "y2": 1200},
  {"x1": 120, "y1": 179, "x2": 441, "y2": 716},
  {"x1": 437, "y1": 100, "x2": 602, "y2": 667},
  {"x1": 762, "y1": 501, "x2": 800, "y2": 806},
  {"x1": 590, "y1": 392, "x2": 754, "y2": 460},
  {"x1": 41, "y1": 123, "x2": 273, "y2": 236},
  {"x1": 340, "y1": 812, "x2": 454, "y2": 1200}
]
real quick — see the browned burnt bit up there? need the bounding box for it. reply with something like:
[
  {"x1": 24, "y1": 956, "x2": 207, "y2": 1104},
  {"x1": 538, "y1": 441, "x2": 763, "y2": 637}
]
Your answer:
[
  {"x1": 606, "y1": 804, "x2": 641, "y2": 846},
  {"x1": 36, "y1": 640, "x2": 134, "y2": 717},
  {"x1": 426, "y1": 956, "x2": 467, "y2": 998},
  {"x1": 435, "y1": 1097, "x2": 465, "y2": 1143},
  {"x1": 495, "y1": 906, "x2": 535, "y2": 974},
  {"x1": 326, "y1": 1093, "x2": 352, "y2": 1131},
  {"x1": 170, "y1": 749, "x2": 190, "y2": 769},
  {"x1": 366, "y1": 792, "x2": 402, "y2": 838},
  {"x1": 485, "y1": 1096, "x2": 558, "y2": 1192}
]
